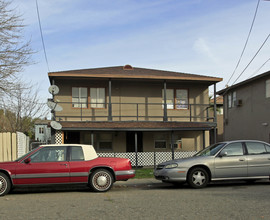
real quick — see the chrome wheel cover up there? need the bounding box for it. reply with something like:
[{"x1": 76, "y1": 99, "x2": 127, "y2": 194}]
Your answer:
[
  {"x1": 0, "y1": 176, "x2": 7, "y2": 195},
  {"x1": 92, "y1": 171, "x2": 112, "y2": 191},
  {"x1": 192, "y1": 171, "x2": 206, "y2": 186}
]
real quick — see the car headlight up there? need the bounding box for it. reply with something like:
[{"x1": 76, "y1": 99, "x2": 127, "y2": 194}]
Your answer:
[{"x1": 165, "y1": 163, "x2": 178, "y2": 169}]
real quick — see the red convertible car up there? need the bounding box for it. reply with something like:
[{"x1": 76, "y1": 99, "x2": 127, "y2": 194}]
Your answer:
[{"x1": 0, "y1": 144, "x2": 135, "y2": 196}]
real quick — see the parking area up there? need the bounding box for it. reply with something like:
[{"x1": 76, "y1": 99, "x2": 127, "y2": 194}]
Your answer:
[{"x1": 1, "y1": 179, "x2": 269, "y2": 220}]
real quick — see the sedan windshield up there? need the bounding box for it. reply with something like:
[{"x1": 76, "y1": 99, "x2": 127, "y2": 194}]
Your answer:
[
  {"x1": 194, "y1": 143, "x2": 226, "y2": 157},
  {"x1": 15, "y1": 148, "x2": 39, "y2": 162}
]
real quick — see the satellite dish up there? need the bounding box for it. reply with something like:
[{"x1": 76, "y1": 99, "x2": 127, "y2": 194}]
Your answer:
[
  {"x1": 50, "y1": 121, "x2": 62, "y2": 130},
  {"x1": 48, "y1": 85, "x2": 59, "y2": 95},
  {"x1": 47, "y1": 100, "x2": 63, "y2": 112}
]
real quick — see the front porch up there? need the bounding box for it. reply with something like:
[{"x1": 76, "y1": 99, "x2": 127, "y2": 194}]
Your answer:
[{"x1": 53, "y1": 122, "x2": 215, "y2": 167}]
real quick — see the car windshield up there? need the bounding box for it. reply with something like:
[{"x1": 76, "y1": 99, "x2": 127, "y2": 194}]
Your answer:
[
  {"x1": 194, "y1": 143, "x2": 226, "y2": 157},
  {"x1": 14, "y1": 148, "x2": 39, "y2": 162}
]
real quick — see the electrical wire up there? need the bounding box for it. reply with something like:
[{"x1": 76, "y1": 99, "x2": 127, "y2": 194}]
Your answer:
[
  {"x1": 231, "y1": 33, "x2": 270, "y2": 86},
  {"x1": 35, "y1": 0, "x2": 50, "y2": 72},
  {"x1": 248, "y1": 57, "x2": 270, "y2": 79},
  {"x1": 225, "y1": 0, "x2": 261, "y2": 86}
]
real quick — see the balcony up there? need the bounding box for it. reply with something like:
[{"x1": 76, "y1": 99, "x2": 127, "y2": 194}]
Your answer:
[{"x1": 54, "y1": 102, "x2": 214, "y2": 123}]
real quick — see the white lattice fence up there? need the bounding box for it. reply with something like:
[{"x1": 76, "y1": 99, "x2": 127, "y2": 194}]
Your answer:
[
  {"x1": 174, "y1": 151, "x2": 197, "y2": 159},
  {"x1": 97, "y1": 151, "x2": 197, "y2": 167}
]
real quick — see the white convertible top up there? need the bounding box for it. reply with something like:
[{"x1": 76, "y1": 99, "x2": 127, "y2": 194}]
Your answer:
[{"x1": 41, "y1": 144, "x2": 98, "y2": 161}]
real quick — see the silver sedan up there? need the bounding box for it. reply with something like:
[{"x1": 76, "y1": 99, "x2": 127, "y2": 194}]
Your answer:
[{"x1": 154, "y1": 140, "x2": 270, "y2": 188}]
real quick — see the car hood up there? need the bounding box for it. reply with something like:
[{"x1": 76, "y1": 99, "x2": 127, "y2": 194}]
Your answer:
[
  {"x1": 0, "y1": 161, "x2": 17, "y2": 166},
  {"x1": 0, "y1": 161, "x2": 17, "y2": 171},
  {"x1": 159, "y1": 156, "x2": 214, "y2": 166}
]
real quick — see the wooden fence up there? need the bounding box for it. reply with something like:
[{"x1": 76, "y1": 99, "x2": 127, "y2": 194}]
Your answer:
[{"x1": 0, "y1": 132, "x2": 29, "y2": 162}]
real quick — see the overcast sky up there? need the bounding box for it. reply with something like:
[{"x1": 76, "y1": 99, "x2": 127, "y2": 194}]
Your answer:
[{"x1": 11, "y1": 0, "x2": 270, "y2": 100}]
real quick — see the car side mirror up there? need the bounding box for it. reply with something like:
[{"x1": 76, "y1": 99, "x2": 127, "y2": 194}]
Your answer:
[
  {"x1": 219, "y1": 151, "x2": 228, "y2": 158},
  {"x1": 24, "y1": 158, "x2": 31, "y2": 164}
]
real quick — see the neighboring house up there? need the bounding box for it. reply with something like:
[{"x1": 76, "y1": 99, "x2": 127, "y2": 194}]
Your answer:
[
  {"x1": 210, "y1": 96, "x2": 223, "y2": 142},
  {"x1": 34, "y1": 120, "x2": 51, "y2": 143},
  {"x1": 217, "y1": 70, "x2": 270, "y2": 142},
  {"x1": 48, "y1": 65, "x2": 222, "y2": 156}
]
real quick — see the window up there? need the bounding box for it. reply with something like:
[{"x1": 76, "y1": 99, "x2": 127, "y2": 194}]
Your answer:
[
  {"x1": 162, "y1": 89, "x2": 174, "y2": 109},
  {"x1": 228, "y1": 91, "x2": 237, "y2": 108},
  {"x1": 99, "y1": 141, "x2": 113, "y2": 151},
  {"x1": 232, "y1": 91, "x2": 236, "y2": 107},
  {"x1": 72, "y1": 87, "x2": 87, "y2": 108},
  {"x1": 176, "y1": 89, "x2": 188, "y2": 109},
  {"x1": 90, "y1": 88, "x2": 105, "y2": 108},
  {"x1": 246, "y1": 142, "x2": 268, "y2": 155},
  {"x1": 39, "y1": 127, "x2": 44, "y2": 134},
  {"x1": 30, "y1": 146, "x2": 67, "y2": 162},
  {"x1": 98, "y1": 133, "x2": 112, "y2": 151},
  {"x1": 266, "y1": 79, "x2": 270, "y2": 98},
  {"x1": 220, "y1": 143, "x2": 243, "y2": 156},
  {"x1": 155, "y1": 140, "x2": 167, "y2": 149},
  {"x1": 162, "y1": 89, "x2": 188, "y2": 109},
  {"x1": 228, "y1": 94, "x2": 232, "y2": 108},
  {"x1": 71, "y1": 146, "x2": 84, "y2": 161}
]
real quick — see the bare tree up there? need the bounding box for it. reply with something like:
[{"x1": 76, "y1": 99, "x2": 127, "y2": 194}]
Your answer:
[
  {"x1": 0, "y1": 83, "x2": 48, "y2": 137},
  {"x1": 0, "y1": 0, "x2": 33, "y2": 93}
]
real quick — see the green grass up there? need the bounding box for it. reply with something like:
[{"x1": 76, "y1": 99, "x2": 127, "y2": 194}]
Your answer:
[{"x1": 134, "y1": 168, "x2": 154, "y2": 179}]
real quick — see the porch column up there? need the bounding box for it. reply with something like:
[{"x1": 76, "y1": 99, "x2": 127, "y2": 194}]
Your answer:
[
  {"x1": 213, "y1": 83, "x2": 217, "y2": 143},
  {"x1": 108, "y1": 79, "x2": 112, "y2": 121},
  {"x1": 203, "y1": 130, "x2": 205, "y2": 149},
  {"x1": 91, "y1": 131, "x2": 94, "y2": 146},
  {"x1": 171, "y1": 131, "x2": 175, "y2": 160},
  {"x1": 163, "y1": 80, "x2": 168, "y2": 121},
  {"x1": 135, "y1": 132, "x2": 138, "y2": 168}
]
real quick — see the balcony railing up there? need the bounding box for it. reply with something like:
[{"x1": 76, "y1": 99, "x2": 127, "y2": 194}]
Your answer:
[{"x1": 54, "y1": 102, "x2": 214, "y2": 122}]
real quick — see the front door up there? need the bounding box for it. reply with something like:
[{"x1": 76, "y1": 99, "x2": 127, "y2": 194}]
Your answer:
[
  {"x1": 126, "y1": 131, "x2": 143, "y2": 152},
  {"x1": 64, "y1": 131, "x2": 80, "y2": 144}
]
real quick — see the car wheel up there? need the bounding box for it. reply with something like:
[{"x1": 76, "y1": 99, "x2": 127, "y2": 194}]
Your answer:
[
  {"x1": 187, "y1": 167, "x2": 209, "y2": 189},
  {"x1": 89, "y1": 169, "x2": 113, "y2": 192},
  {"x1": 0, "y1": 173, "x2": 11, "y2": 196}
]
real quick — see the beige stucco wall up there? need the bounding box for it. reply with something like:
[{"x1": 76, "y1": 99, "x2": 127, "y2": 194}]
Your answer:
[
  {"x1": 76, "y1": 130, "x2": 209, "y2": 153},
  {"x1": 54, "y1": 79, "x2": 210, "y2": 122}
]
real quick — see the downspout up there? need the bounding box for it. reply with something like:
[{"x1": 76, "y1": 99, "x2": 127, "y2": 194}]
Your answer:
[
  {"x1": 108, "y1": 79, "x2": 112, "y2": 121},
  {"x1": 214, "y1": 83, "x2": 217, "y2": 143},
  {"x1": 163, "y1": 80, "x2": 168, "y2": 122}
]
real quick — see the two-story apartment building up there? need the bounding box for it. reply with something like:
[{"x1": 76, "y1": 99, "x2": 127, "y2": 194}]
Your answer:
[
  {"x1": 48, "y1": 65, "x2": 222, "y2": 158},
  {"x1": 218, "y1": 70, "x2": 270, "y2": 142}
]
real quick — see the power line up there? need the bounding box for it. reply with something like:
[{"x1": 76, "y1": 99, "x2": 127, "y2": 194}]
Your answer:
[
  {"x1": 231, "y1": 33, "x2": 270, "y2": 86},
  {"x1": 35, "y1": 0, "x2": 50, "y2": 72},
  {"x1": 248, "y1": 57, "x2": 270, "y2": 79},
  {"x1": 225, "y1": 0, "x2": 261, "y2": 86}
]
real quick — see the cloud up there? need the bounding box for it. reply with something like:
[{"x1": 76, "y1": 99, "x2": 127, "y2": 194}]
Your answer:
[{"x1": 193, "y1": 38, "x2": 219, "y2": 63}]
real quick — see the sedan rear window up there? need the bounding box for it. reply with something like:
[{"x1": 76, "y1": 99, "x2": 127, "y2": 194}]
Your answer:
[
  {"x1": 71, "y1": 146, "x2": 85, "y2": 161},
  {"x1": 246, "y1": 142, "x2": 268, "y2": 155}
]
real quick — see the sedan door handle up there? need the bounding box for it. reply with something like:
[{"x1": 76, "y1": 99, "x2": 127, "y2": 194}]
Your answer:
[
  {"x1": 60, "y1": 163, "x2": 68, "y2": 167},
  {"x1": 239, "y1": 159, "x2": 245, "y2": 161}
]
